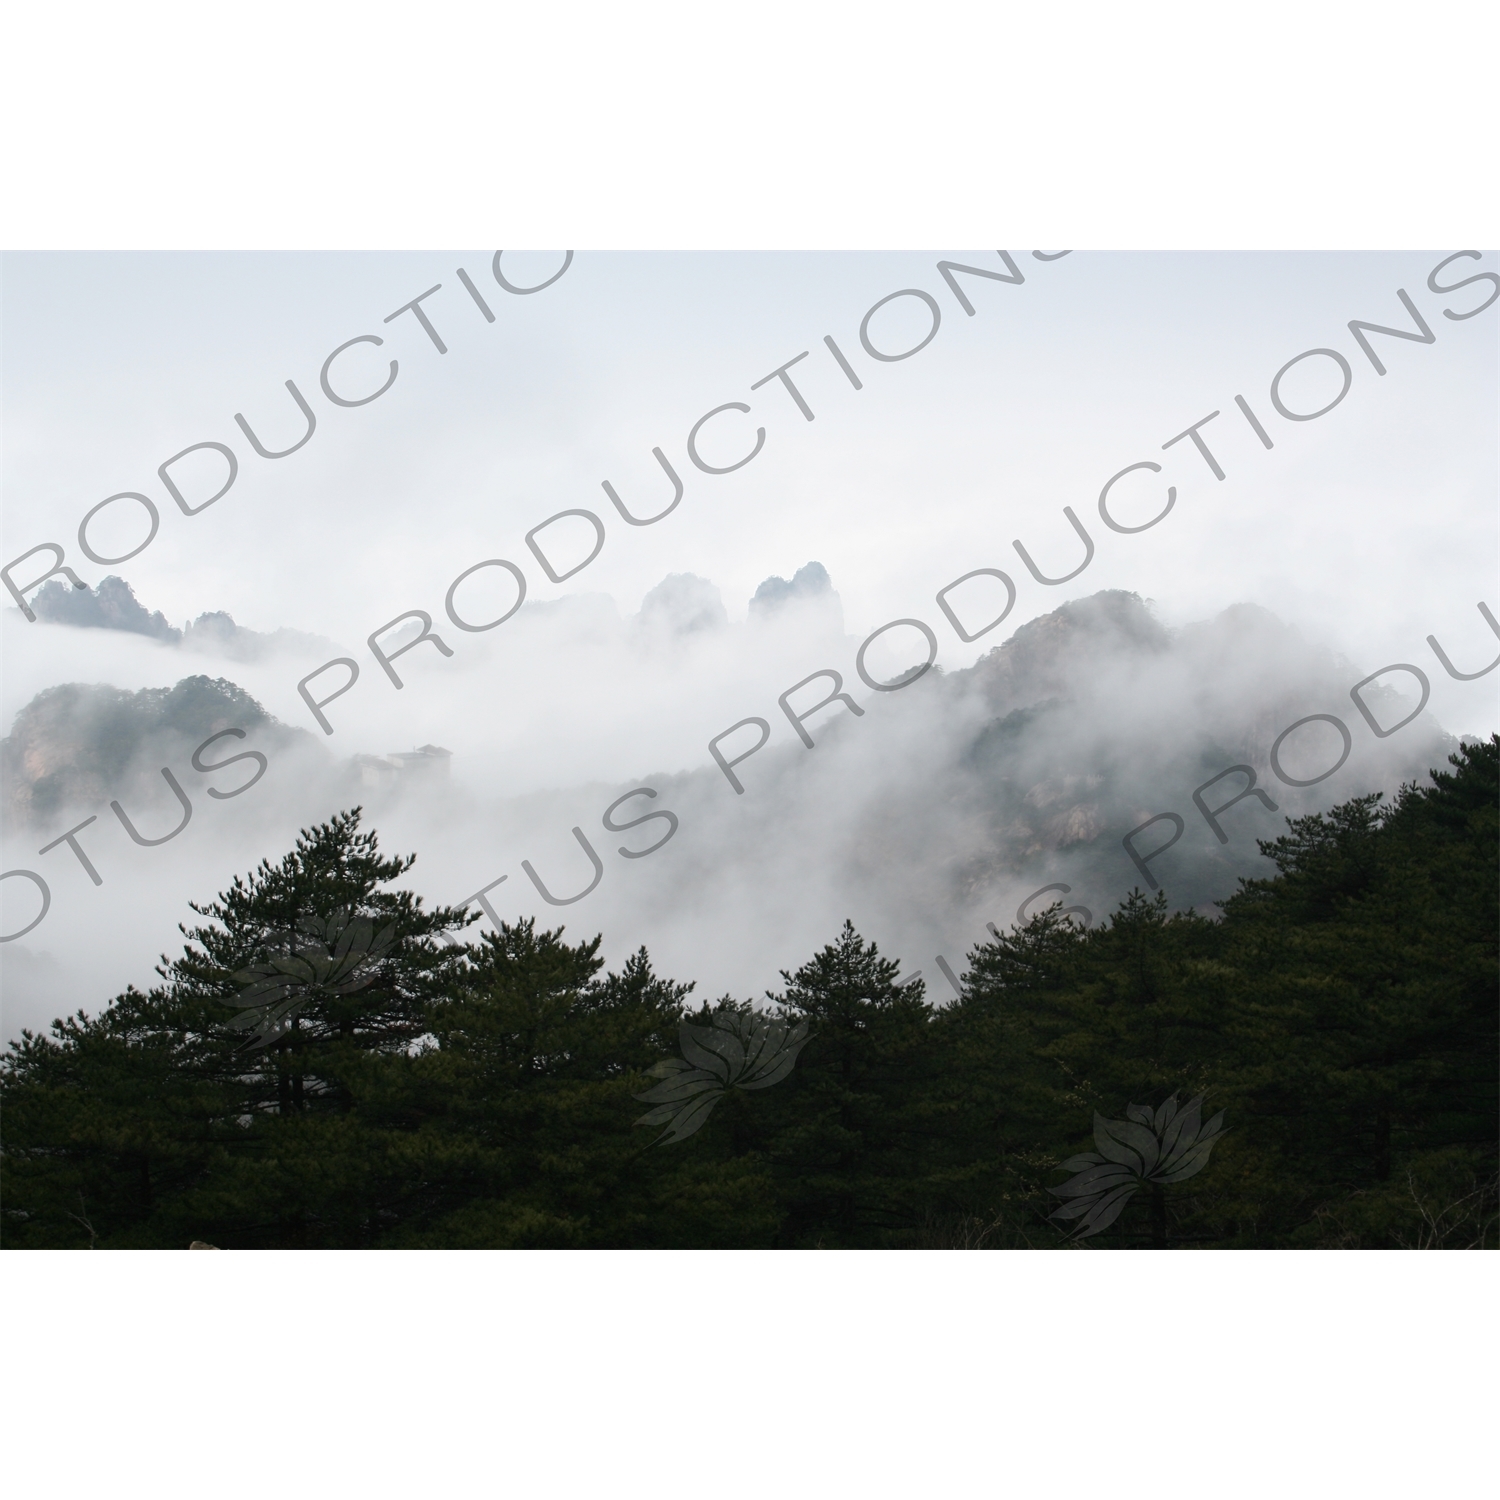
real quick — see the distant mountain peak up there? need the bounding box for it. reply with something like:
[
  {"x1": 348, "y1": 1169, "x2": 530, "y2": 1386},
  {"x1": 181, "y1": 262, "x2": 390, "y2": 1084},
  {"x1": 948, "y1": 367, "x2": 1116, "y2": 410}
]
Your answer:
[
  {"x1": 749, "y1": 561, "x2": 835, "y2": 619},
  {"x1": 29, "y1": 574, "x2": 180, "y2": 643},
  {"x1": 23, "y1": 575, "x2": 337, "y2": 661},
  {"x1": 637, "y1": 574, "x2": 728, "y2": 635}
]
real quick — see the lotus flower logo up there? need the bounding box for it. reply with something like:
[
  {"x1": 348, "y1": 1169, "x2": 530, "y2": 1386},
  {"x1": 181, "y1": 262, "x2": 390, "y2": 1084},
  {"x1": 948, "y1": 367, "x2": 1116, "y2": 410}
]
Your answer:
[
  {"x1": 1049, "y1": 1094, "x2": 1226, "y2": 1239},
  {"x1": 635, "y1": 1010, "x2": 811, "y2": 1144},
  {"x1": 227, "y1": 909, "x2": 398, "y2": 1049}
]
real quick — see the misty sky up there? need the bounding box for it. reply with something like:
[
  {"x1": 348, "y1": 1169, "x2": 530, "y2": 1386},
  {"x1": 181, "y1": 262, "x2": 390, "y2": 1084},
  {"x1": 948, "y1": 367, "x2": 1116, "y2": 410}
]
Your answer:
[{"x1": 2, "y1": 250, "x2": 1496, "y2": 1035}]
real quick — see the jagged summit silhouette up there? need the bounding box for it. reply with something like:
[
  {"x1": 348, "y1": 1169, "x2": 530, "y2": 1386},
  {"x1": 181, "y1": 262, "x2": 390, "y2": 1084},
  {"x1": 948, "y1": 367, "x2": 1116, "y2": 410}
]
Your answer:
[
  {"x1": 21, "y1": 574, "x2": 336, "y2": 660},
  {"x1": 29, "y1": 575, "x2": 180, "y2": 642}
]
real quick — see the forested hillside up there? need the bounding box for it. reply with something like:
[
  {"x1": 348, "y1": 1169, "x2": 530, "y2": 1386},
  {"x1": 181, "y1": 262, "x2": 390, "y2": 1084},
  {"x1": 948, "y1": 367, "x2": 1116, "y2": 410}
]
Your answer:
[
  {"x1": 1, "y1": 675, "x2": 319, "y2": 829},
  {"x1": 3, "y1": 739, "x2": 1494, "y2": 1250}
]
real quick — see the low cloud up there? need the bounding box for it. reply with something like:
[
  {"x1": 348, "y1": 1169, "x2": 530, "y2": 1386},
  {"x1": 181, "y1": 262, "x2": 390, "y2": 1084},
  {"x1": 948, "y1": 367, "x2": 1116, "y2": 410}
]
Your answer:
[{"x1": 0, "y1": 571, "x2": 1460, "y2": 1042}]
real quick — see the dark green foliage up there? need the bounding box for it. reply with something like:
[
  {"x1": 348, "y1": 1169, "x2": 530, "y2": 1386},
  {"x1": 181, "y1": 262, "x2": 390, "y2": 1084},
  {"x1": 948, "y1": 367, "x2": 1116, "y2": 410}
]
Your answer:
[
  {"x1": 722, "y1": 922, "x2": 939, "y2": 1247},
  {"x1": 4, "y1": 742, "x2": 1495, "y2": 1249}
]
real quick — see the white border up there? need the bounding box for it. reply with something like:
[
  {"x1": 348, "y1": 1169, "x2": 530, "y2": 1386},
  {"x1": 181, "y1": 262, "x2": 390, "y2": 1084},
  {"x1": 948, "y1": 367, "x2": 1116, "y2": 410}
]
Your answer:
[
  {"x1": 0, "y1": 1251, "x2": 1493, "y2": 1495},
  {"x1": 1, "y1": 1, "x2": 1496, "y2": 248}
]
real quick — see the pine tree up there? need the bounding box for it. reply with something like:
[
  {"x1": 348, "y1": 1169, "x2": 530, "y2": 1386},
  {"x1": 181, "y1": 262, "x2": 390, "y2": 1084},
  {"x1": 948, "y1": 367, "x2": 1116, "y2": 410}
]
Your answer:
[
  {"x1": 744, "y1": 921, "x2": 936, "y2": 1246},
  {"x1": 1209, "y1": 737, "x2": 1499, "y2": 1245},
  {"x1": 167, "y1": 807, "x2": 472, "y2": 1094},
  {"x1": 2, "y1": 809, "x2": 474, "y2": 1247},
  {"x1": 401, "y1": 923, "x2": 704, "y2": 1247}
]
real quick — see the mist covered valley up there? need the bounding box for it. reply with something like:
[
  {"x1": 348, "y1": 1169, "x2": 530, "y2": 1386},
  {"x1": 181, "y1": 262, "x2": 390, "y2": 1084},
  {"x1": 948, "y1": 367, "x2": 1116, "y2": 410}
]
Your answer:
[{"x1": 0, "y1": 564, "x2": 1460, "y2": 1041}]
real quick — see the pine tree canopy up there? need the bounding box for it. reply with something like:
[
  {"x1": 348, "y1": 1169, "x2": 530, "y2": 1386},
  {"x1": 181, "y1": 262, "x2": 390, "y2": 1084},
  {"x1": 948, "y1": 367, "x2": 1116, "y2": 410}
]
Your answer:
[{"x1": 4, "y1": 743, "x2": 1495, "y2": 1249}]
